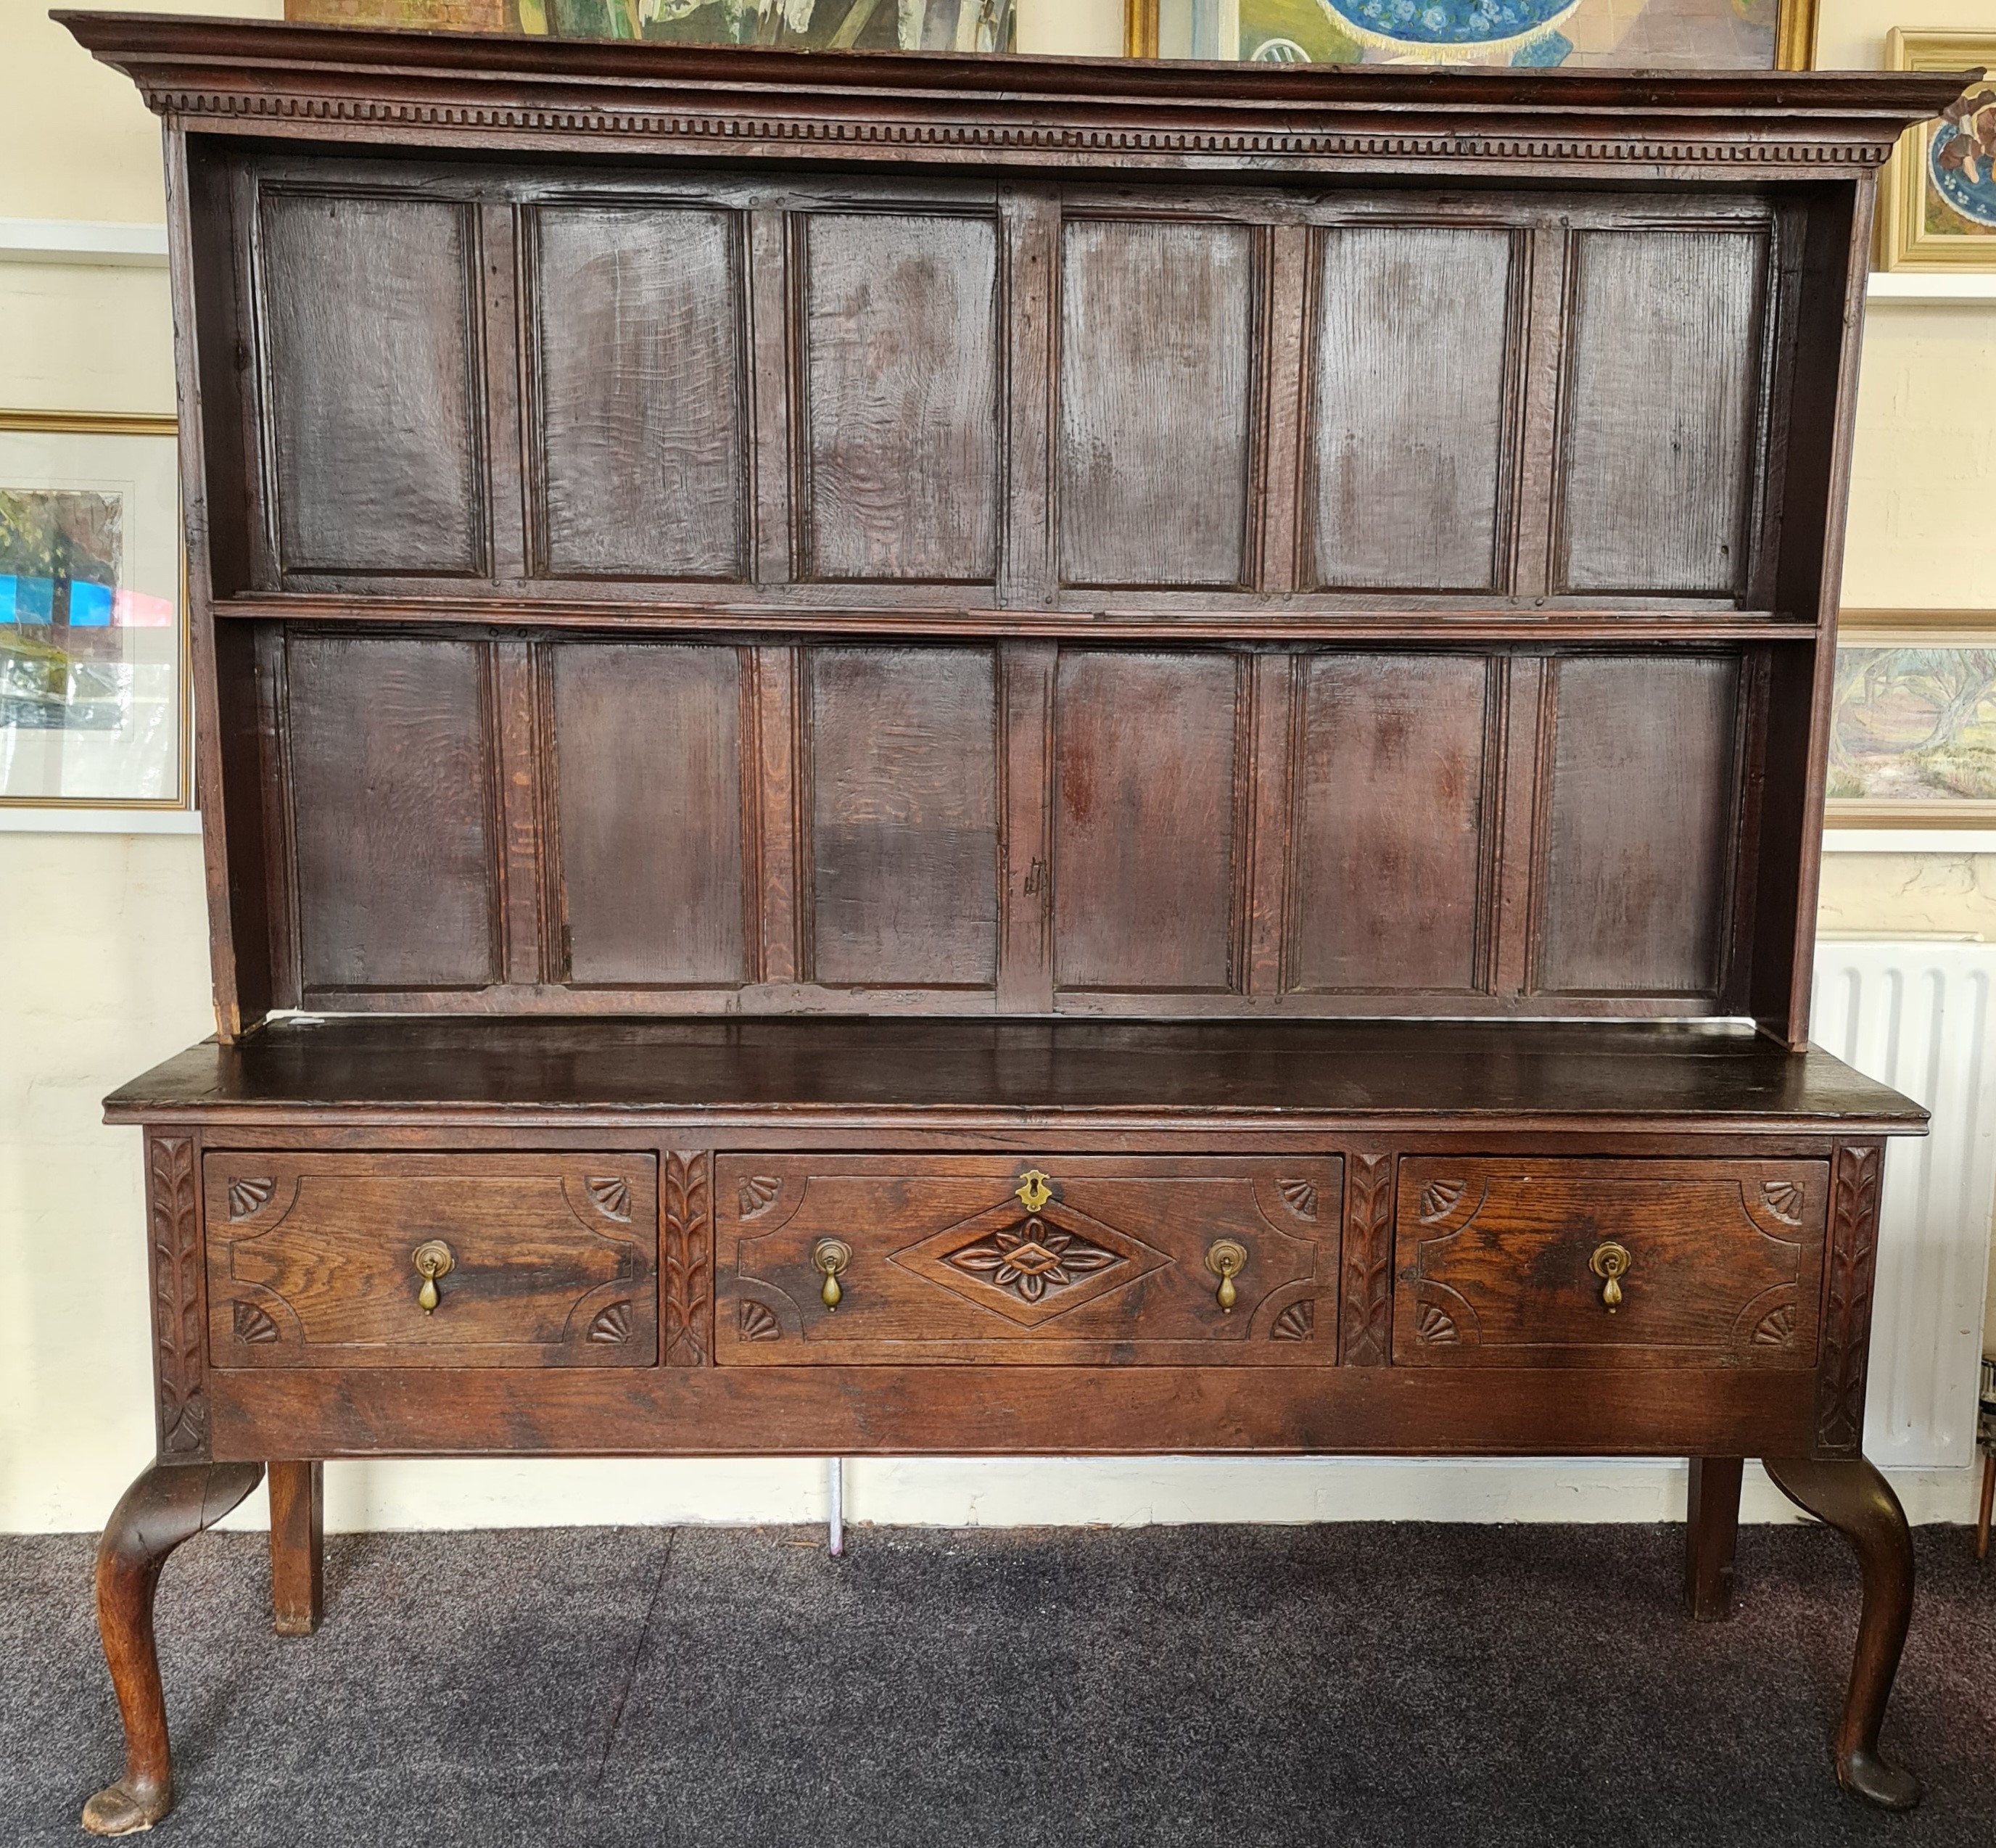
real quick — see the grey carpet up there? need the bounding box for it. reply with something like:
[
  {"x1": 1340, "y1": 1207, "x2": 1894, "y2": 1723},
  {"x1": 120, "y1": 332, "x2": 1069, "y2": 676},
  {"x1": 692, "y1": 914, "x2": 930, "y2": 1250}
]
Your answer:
[{"x1": 3, "y1": 1521, "x2": 1995, "y2": 1847}]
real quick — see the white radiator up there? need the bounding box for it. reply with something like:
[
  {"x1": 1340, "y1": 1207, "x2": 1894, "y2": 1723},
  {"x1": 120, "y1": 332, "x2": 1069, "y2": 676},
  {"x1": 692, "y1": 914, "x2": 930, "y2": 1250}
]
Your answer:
[{"x1": 1812, "y1": 940, "x2": 1996, "y2": 1469}]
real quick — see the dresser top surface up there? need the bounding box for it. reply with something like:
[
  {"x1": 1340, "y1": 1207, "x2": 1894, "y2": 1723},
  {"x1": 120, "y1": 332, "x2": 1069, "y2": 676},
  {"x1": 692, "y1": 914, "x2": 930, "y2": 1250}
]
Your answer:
[{"x1": 104, "y1": 1018, "x2": 1924, "y2": 1131}]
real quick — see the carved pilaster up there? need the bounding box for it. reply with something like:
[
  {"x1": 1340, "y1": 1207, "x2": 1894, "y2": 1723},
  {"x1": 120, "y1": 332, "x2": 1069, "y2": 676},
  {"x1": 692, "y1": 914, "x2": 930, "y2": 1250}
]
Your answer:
[
  {"x1": 1340, "y1": 1153, "x2": 1395, "y2": 1367},
  {"x1": 663, "y1": 1152, "x2": 712, "y2": 1367},
  {"x1": 1818, "y1": 1143, "x2": 1885, "y2": 1456},
  {"x1": 147, "y1": 1135, "x2": 207, "y2": 1457}
]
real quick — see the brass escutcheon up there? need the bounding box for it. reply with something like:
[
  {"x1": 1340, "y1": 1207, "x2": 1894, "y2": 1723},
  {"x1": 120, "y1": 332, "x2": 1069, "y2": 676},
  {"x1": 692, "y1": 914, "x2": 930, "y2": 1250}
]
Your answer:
[
  {"x1": 1205, "y1": 1238, "x2": 1249, "y2": 1313},
  {"x1": 411, "y1": 1239, "x2": 455, "y2": 1314},
  {"x1": 1590, "y1": 1240, "x2": 1633, "y2": 1313},
  {"x1": 1014, "y1": 1169, "x2": 1054, "y2": 1214},
  {"x1": 814, "y1": 1238, "x2": 852, "y2": 1310}
]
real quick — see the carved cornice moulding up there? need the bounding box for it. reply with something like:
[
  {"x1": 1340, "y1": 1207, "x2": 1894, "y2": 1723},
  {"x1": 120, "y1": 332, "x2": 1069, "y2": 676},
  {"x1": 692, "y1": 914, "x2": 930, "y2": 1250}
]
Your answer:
[{"x1": 59, "y1": 12, "x2": 1974, "y2": 178}]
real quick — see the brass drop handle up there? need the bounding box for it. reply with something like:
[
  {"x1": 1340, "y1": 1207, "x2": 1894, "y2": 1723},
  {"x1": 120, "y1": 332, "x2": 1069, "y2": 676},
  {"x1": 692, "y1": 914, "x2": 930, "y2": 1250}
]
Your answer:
[
  {"x1": 1590, "y1": 1240, "x2": 1632, "y2": 1313},
  {"x1": 814, "y1": 1238, "x2": 852, "y2": 1310},
  {"x1": 1205, "y1": 1238, "x2": 1248, "y2": 1313},
  {"x1": 412, "y1": 1239, "x2": 455, "y2": 1314}
]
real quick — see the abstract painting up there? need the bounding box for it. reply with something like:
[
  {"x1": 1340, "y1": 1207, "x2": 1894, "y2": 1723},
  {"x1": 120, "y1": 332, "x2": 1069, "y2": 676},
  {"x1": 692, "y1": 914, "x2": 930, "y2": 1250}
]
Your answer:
[
  {"x1": 286, "y1": 1, "x2": 1016, "y2": 51},
  {"x1": 0, "y1": 416, "x2": 184, "y2": 809}
]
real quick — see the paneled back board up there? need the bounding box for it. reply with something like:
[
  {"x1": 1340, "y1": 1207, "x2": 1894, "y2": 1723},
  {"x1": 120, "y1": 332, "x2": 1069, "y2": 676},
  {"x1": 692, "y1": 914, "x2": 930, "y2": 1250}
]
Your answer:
[{"x1": 59, "y1": 15, "x2": 1975, "y2": 1049}]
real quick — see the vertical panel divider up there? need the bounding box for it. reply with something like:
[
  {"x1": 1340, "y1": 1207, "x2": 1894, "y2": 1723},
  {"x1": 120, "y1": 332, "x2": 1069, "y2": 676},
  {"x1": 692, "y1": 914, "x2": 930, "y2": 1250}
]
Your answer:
[
  {"x1": 999, "y1": 186, "x2": 1059, "y2": 610},
  {"x1": 492, "y1": 638, "x2": 548, "y2": 988},
  {"x1": 479, "y1": 201, "x2": 527, "y2": 585},
  {"x1": 747, "y1": 206, "x2": 793, "y2": 586},
  {"x1": 1258, "y1": 226, "x2": 1310, "y2": 596},
  {"x1": 747, "y1": 644, "x2": 804, "y2": 986},
  {"x1": 997, "y1": 640, "x2": 1057, "y2": 1012},
  {"x1": 1490, "y1": 653, "x2": 1548, "y2": 999},
  {"x1": 1245, "y1": 651, "x2": 1298, "y2": 999},
  {"x1": 1510, "y1": 219, "x2": 1570, "y2": 601},
  {"x1": 254, "y1": 622, "x2": 300, "y2": 1010}
]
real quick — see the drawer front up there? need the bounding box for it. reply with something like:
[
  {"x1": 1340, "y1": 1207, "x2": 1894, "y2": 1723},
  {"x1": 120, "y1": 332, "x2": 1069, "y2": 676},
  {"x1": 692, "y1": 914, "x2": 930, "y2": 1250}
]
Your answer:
[
  {"x1": 715, "y1": 1155, "x2": 1340, "y2": 1365},
  {"x1": 205, "y1": 1152, "x2": 659, "y2": 1367},
  {"x1": 1393, "y1": 1158, "x2": 1827, "y2": 1369}
]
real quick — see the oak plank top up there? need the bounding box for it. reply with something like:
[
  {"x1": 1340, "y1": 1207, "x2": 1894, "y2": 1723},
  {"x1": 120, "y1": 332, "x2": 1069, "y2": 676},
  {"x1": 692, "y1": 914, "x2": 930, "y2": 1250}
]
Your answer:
[{"x1": 104, "y1": 1018, "x2": 1925, "y2": 1131}]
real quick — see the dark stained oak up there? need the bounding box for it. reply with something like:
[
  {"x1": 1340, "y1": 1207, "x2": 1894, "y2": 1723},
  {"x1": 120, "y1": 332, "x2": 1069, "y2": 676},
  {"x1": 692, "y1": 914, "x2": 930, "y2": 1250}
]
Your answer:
[
  {"x1": 59, "y1": 16, "x2": 1962, "y2": 1822},
  {"x1": 526, "y1": 202, "x2": 746, "y2": 581}
]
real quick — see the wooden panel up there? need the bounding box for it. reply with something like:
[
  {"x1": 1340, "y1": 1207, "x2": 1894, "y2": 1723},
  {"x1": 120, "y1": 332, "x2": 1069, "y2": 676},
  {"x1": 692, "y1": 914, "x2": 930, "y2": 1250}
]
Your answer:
[
  {"x1": 1290, "y1": 654, "x2": 1493, "y2": 994},
  {"x1": 258, "y1": 191, "x2": 483, "y2": 577},
  {"x1": 1307, "y1": 226, "x2": 1517, "y2": 592},
  {"x1": 1534, "y1": 656, "x2": 1742, "y2": 997},
  {"x1": 286, "y1": 635, "x2": 497, "y2": 994},
  {"x1": 715, "y1": 1155, "x2": 1338, "y2": 1364},
  {"x1": 550, "y1": 643, "x2": 746, "y2": 989},
  {"x1": 205, "y1": 1152, "x2": 657, "y2": 1367},
  {"x1": 527, "y1": 204, "x2": 744, "y2": 579},
  {"x1": 806, "y1": 646, "x2": 998, "y2": 989},
  {"x1": 1053, "y1": 651, "x2": 1242, "y2": 994},
  {"x1": 798, "y1": 211, "x2": 999, "y2": 582},
  {"x1": 1057, "y1": 218, "x2": 1256, "y2": 588},
  {"x1": 1556, "y1": 229, "x2": 1766, "y2": 596},
  {"x1": 1394, "y1": 1158, "x2": 1826, "y2": 1369}
]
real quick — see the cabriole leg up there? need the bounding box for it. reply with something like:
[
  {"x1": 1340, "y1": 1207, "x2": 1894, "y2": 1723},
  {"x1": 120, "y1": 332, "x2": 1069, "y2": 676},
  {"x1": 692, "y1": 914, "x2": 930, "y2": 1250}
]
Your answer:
[
  {"x1": 268, "y1": 1461, "x2": 324, "y2": 1636},
  {"x1": 1762, "y1": 1453, "x2": 1920, "y2": 1811},
  {"x1": 1685, "y1": 1456, "x2": 1744, "y2": 1621},
  {"x1": 82, "y1": 1459, "x2": 265, "y2": 1836}
]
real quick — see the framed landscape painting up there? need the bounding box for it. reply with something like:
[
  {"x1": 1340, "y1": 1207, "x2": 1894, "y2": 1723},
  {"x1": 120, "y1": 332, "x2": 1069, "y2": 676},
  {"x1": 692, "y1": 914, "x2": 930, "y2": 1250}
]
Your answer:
[
  {"x1": 1827, "y1": 622, "x2": 1996, "y2": 828},
  {"x1": 1135, "y1": 0, "x2": 1817, "y2": 67},
  {"x1": 0, "y1": 413, "x2": 186, "y2": 811},
  {"x1": 285, "y1": 1, "x2": 1017, "y2": 51},
  {"x1": 1879, "y1": 31, "x2": 1996, "y2": 273}
]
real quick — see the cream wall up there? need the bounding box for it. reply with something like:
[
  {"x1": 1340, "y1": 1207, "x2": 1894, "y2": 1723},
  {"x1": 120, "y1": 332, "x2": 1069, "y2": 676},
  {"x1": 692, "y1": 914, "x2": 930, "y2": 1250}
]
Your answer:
[{"x1": 2, "y1": 0, "x2": 1991, "y2": 1534}]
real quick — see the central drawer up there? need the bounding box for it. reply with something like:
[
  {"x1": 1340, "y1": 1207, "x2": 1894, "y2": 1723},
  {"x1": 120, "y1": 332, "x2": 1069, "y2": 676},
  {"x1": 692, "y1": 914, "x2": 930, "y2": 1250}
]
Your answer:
[
  {"x1": 204, "y1": 1152, "x2": 659, "y2": 1367},
  {"x1": 714, "y1": 1155, "x2": 1340, "y2": 1364}
]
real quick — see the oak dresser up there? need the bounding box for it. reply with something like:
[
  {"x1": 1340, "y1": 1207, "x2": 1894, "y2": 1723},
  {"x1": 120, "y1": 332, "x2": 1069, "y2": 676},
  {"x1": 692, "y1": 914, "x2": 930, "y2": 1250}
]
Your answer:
[{"x1": 57, "y1": 12, "x2": 1971, "y2": 1830}]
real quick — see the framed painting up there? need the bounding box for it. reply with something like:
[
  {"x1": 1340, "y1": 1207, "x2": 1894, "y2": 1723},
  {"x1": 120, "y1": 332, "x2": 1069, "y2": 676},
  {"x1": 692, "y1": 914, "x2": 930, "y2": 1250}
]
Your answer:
[
  {"x1": 1879, "y1": 32, "x2": 1996, "y2": 273},
  {"x1": 1131, "y1": 0, "x2": 1816, "y2": 68},
  {"x1": 0, "y1": 413, "x2": 188, "y2": 812},
  {"x1": 1827, "y1": 617, "x2": 1996, "y2": 829},
  {"x1": 284, "y1": 1, "x2": 1017, "y2": 51}
]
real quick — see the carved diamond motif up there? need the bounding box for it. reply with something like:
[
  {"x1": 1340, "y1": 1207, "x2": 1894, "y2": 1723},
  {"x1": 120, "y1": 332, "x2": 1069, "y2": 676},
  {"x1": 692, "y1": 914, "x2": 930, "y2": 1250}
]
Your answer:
[{"x1": 892, "y1": 1194, "x2": 1169, "y2": 1329}]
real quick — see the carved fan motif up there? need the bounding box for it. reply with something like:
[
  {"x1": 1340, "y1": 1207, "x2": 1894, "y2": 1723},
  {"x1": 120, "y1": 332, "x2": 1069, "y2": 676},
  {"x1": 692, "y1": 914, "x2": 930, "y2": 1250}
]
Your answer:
[
  {"x1": 585, "y1": 1176, "x2": 632, "y2": 1222},
  {"x1": 587, "y1": 1300, "x2": 633, "y2": 1345},
  {"x1": 944, "y1": 1216, "x2": 1122, "y2": 1306},
  {"x1": 231, "y1": 1300, "x2": 280, "y2": 1345},
  {"x1": 1277, "y1": 1179, "x2": 1319, "y2": 1221},
  {"x1": 1752, "y1": 1304, "x2": 1797, "y2": 1348},
  {"x1": 738, "y1": 1300, "x2": 782, "y2": 1342},
  {"x1": 1760, "y1": 1180, "x2": 1805, "y2": 1226},
  {"x1": 228, "y1": 1176, "x2": 276, "y2": 1221},
  {"x1": 1418, "y1": 1181, "x2": 1465, "y2": 1224},
  {"x1": 738, "y1": 1174, "x2": 782, "y2": 1218},
  {"x1": 1271, "y1": 1301, "x2": 1315, "y2": 1341},
  {"x1": 1416, "y1": 1304, "x2": 1460, "y2": 1345}
]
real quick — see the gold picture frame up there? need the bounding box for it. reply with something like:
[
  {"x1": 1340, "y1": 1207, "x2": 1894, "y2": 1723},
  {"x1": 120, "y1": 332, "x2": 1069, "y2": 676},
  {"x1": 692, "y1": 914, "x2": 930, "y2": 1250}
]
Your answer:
[
  {"x1": 1826, "y1": 612, "x2": 1996, "y2": 830},
  {"x1": 1126, "y1": 0, "x2": 1817, "y2": 68},
  {"x1": 0, "y1": 411, "x2": 191, "y2": 812},
  {"x1": 1879, "y1": 31, "x2": 1996, "y2": 274}
]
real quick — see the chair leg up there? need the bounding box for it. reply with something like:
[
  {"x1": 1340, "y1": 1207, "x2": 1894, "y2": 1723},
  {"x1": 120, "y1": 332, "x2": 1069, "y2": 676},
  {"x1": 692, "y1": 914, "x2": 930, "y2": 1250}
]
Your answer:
[
  {"x1": 268, "y1": 1461, "x2": 325, "y2": 1635},
  {"x1": 1685, "y1": 1456, "x2": 1744, "y2": 1621},
  {"x1": 83, "y1": 1458, "x2": 265, "y2": 1836},
  {"x1": 1762, "y1": 1453, "x2": 1920, "y2": 1811}
]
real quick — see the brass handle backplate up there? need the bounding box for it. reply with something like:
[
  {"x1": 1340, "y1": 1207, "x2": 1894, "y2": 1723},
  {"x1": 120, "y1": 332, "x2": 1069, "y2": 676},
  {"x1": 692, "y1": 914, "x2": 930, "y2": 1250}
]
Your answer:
[
  {"x1": 1590, "y1": 1240, "x2": 1632, "y2": 1313},
  {"x1": 814, "y1": 1238, "x2": 852, "y2": 1310},
  {"x1": 1205, "y1": 1238, "x2": 1248, "y2": 1312},
  {"x1": 412, "y1": 1239, "x2": 455, "y2": 1314}
]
